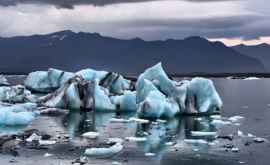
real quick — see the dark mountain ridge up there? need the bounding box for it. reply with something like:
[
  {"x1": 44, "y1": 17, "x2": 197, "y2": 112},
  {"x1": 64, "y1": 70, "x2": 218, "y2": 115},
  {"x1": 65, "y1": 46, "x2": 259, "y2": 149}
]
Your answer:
[
  {"x1": 232, "y1": 43, "x2": 270, "y2": 71},
  {"x1": 0, "y1": 30, "x2": 265, "y2": 75}
]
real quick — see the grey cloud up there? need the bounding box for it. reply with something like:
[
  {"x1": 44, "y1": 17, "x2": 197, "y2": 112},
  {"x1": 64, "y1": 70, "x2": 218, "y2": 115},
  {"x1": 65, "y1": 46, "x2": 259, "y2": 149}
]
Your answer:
[{"x1": 0, "y1": 0, "x2": 239, "y2": 8}]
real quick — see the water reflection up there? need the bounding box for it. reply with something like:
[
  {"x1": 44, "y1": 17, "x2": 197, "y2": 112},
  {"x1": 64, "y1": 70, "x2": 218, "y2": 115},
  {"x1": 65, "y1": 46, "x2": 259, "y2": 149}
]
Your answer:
[{"x1": 62, "y1": 111, "x2": 221, "y2": 158}]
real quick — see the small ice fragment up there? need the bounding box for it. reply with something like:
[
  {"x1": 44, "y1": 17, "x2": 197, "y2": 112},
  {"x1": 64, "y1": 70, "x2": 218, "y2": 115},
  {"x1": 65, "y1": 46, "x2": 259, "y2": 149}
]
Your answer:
[
  {"x1": 145, "y1": 153, "x2": 156, "y2": 157},
  {"x1": 184, "y1": 139, "x2": 208, "y2": 144},
  {"x1": 239, "y1": 161, "x2": 246, "y2": 164},
  {"x1": 193, "y1": 148, "x2": 199, "y2": 152},
  {"x1": 156, "y1": 119, "x2": 166, "y2": 123},
  {"x1": 26, "y1": 133, "x2": 41, "y2": 142},
  {"x1": 82, "y1": 132, "x2": 99, "y2": 139},
  {"x1": 191, "y1": 131, "x2": 217, "y2": 137},
  {"x1": 129, "y1": 117, "x2": 149, "y2": 124},
  {"x1": 112, "y1": 161, "x2": 122, "y2": 165},
  {"x1": 244, "y1": 77, "x2": 260, "y2": 80},
  {"x1": 39, "y1": 140, "x2": 56, "y2": 145},
  {"x1": 107, "y1": 138, "x2": 124, "y2": 144},
  {"x1": 165, "y1": 142, "x2": 174, "y2": 146},
  {"x1": 253, "y1": 137, "x2": 265, "y2": 143},
  {"x1": 231, "y1": 147, "x2": 239, "y2": 152},
  {"x1": 84, "y1": 143, "x2": 123, "y2": 156},
  {"x1": 110, "y1": 118, "x2": 130, "y2": 123},
  {"x1": 211, "y1": 115, "x2": 222, "y2": 119},
  {"x1": 247, "y1": 133, "x2": 255, "y2": 138},
  {"x1": 125, "y1": 137, "x2": 147, "y2": 142},
  {"x1": 211, "y1": 119, "x2": 231, "y2": 126},
  {"x1": 228, "y1": 116, "x2": 244, "y2": 122},
  {"x1": 237, "y1": 130, "x2": 244, "y2": 137},
  {"x1": 44, "y1": 153, "x2": 53, "y2": 157}
]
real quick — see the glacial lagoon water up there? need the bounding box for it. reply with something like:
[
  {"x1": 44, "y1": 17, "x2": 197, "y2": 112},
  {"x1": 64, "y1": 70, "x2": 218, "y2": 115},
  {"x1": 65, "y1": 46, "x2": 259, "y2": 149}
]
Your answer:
[{"x1": 1, "y1": 77, "x2": 270, "y2": 165}]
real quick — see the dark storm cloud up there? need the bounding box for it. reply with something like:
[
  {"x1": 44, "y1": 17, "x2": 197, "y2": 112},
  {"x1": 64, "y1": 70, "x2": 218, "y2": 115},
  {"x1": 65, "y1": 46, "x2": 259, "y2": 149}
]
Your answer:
[
  {"x1": 0, "y1": 0, "x2": 238, "y2": 8},
  {"x1": 0, "y1": 0, "x2": 269, "y2": 44}
]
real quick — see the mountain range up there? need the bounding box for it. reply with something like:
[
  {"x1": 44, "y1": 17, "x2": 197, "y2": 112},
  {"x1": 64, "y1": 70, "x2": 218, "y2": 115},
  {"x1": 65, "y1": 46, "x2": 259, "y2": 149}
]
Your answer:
[
  {"x1": 232, "y1": 43, "x2": 270, "y2": 71},
  {"x1": 0, "y1": 30, "x2": 267, "y2": 75}
]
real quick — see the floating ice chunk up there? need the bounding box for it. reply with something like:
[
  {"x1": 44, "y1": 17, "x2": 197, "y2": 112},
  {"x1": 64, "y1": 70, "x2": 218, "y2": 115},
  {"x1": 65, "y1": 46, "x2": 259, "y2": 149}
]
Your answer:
[
  {"x1": 211, "y1": 119, "x2": 231, "y2": 128},
  {"x1": 145, "y1": 153, "x2": 156, "y2": 157},
  {"x1": 253, "y1": 137, "x2": 265, "y2": 143},
  {"x1": 24, "y1": 68, "x2": 74, "y2": 93},
  {"x1": 39, "y1": 140, "x2": 56, "y2": 145},
  {"x1": 26, "y1": 133, "x2": 41, "y2": 142},
  {"x1": 0, "y1": 85, "x2": 34, "y2": 103},
  {"x1": 231, "y1": 147, "x2": 239, "y2": 152},
  {"x1": 129, "y1": 117, "x2": 149, "y2": 124},
  {"x1": 0, "y1": 75, "x2": 9, "y2": 86},
  {"x1": 112, "y1": 161, "x2": 122, "y2": 165},
  {"x1": 184, "y1": 139, "x2": 208, "y2": 144},
  {"x1": 125, "y1": 136, "x2": 147, "y2": 142},
  {"x1": 191, "y1": 131, "x2": 217, "y2": 137},
  {"x1": 0, "y1": 103, "x2": 38, "y2": 126},
  {"x1": 247, "y1": 133, "x2": 255, "y2": 138},
  {"x1": 211, "y1": 115, "x2": 222, "y2": 119},
  {"x1": 237, "y1": 130, "x2": 244, "y2": 137},
  {"x1": 110, "y1": 118, "x2": 130, "y2": 123},
  {"x1": 84, "y1": 143, "x2": 123, "y2": 156},
  {"x1": 107, "y1": 138, "x2": 124, "y2": 144},
  {"x1": 244, "y1": 77, "x2": 260, "y2": 80},
  {"x1": 186, "y1": 78, "x2": 223, "y2": 113},
  {"x1": 228, "y1": 116, "x2": 244, "y2": 122},
  {"x1": 82, "y1": 132, "x2": 99, "y2": 139},
  {"x1": 44, "y1": 153, "x2": 53, "y2": 157},
  {"x1": 110, "y1": 91, "x2": 137, "y2": 111}
]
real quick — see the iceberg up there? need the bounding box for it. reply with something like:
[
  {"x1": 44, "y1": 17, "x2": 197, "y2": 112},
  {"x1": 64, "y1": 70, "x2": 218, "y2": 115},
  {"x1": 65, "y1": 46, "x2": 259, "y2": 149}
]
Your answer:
[
  {"x1": 185, "y1": 78, "x2": 223, "y2": 114},
  {"x1": 40, "y1": 76, "x2": 115, "y2": 111},
  {"x1": 0, "y1": 75, "x2": 9, "y2": 86},
  {"x1": 110, "y1": 91, "x2": 137, "y2": 111},
  {"x1": 24, "y1": 68, "x2": 74, "y2": 93},
  {"x1": 136, "y1": 63, "x2": 187, "y2": 110},
  {"x1": 99, "y1": 72, "x2": 133, "y2": 95},
  {"x1": 137, "y1": 79, "x2": 180, "y2": 118},
  {"x1": 0, "y1": 103, "x2": 38, "y2": 125},
  {"x1": 0, "y1": 85, "x2": 35, "y2": 103}
]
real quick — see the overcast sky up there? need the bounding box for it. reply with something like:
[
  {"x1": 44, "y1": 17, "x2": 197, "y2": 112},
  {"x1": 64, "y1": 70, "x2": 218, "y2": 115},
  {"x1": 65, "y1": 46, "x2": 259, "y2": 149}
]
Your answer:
[{"x1": 0, "y1": 0, "x2": 269, "y2": 46}]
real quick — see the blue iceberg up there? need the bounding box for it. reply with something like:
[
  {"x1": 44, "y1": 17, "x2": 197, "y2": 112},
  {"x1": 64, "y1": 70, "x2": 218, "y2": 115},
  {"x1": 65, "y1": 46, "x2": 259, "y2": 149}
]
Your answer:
[
  {"x1": 0, "y1": 103, "x2": 39, "y2": 125},
  {"x1": 24, "y1": 68, "x2": 74, "y2": 93}
]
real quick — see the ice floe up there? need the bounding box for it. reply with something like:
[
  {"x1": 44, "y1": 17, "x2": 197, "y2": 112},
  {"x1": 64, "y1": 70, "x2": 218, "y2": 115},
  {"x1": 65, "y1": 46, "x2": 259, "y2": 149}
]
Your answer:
[
  {"x1": 82, "y1": 132, "x2": 99, "y2": 139},
  {"x1": 0, "y1": 85, "x2": 35, "y2": 103},
  {"x1": 0, "y1": 103, "x2": 38, "y2": 125},
  {"x1": 84, "y1": 142, "x2": 123, "y2": 156}
]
